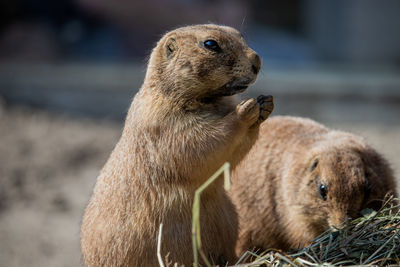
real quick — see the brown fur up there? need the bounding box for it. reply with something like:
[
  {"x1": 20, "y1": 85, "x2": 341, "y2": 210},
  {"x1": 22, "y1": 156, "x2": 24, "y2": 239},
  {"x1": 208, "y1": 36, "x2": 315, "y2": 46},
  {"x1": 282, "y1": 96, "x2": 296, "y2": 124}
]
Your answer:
[
  {"x1": 80, "y1": 24, "x2": 274, "y2": 267},
  {"x1": 230, "y1": 116, "x2": 397, "y2": 255}
]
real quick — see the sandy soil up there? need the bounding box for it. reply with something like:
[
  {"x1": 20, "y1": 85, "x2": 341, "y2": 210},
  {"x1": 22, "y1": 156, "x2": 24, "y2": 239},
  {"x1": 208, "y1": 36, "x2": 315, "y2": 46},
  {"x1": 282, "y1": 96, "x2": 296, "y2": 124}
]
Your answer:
[
  {"x1": 0, "y1": 103, "x2": 121, "y2": 267},
  {"x1": 0, "y1": 102, "x2": 399, "y2": 267}
]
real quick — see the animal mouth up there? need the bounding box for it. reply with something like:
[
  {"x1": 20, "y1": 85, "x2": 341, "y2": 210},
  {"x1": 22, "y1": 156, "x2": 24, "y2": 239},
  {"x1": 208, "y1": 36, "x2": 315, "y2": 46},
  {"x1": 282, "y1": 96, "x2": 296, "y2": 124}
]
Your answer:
[
  {"x1": 213, "y1": 79, "x2": 253, "y2": 97},
  {"x1": 199, "y1": 78, "x2": 254, "y2": 102},
  {"x1": 222, "y1": 84, "x2": 249, "y2": 96}
]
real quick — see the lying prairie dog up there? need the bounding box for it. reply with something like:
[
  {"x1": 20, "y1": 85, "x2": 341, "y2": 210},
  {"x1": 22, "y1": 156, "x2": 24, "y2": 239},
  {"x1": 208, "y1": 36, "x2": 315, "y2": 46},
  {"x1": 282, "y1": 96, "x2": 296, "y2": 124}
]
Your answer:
[{"x1": 230, "y1": 116, "x2": 397, "y2": 255}]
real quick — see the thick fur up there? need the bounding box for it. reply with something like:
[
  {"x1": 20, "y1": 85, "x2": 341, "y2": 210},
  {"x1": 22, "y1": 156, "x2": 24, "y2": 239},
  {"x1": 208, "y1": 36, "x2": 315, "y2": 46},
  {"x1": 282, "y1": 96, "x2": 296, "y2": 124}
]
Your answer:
[
  {"x1": 80, "y1": 24, "x2": 273, "y2": 267},
  {"x1": 230, "y1": 116, "x2": 397, "y2": 255}
]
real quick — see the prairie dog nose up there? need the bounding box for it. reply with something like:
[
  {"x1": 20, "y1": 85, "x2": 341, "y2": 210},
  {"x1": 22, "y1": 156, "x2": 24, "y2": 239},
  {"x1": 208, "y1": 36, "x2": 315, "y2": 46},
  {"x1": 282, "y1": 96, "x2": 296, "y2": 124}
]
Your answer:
[
  {"x1": 250, "y1": 53, "x2": 262, "y2": 75},
  {"x1": 328, "y1": 214, "x2": 351, "y2": 229}
]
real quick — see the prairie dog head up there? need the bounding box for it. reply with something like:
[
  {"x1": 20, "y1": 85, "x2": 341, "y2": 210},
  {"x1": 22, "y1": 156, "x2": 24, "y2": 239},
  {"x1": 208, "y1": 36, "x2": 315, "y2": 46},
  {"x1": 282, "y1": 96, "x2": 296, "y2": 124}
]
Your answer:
[
  {"x1": 287, "y1": 133, "x2": 396, "y2": 246},
  {"x1": 144, "y1": 24, "x2": 261, "y2": 100}
]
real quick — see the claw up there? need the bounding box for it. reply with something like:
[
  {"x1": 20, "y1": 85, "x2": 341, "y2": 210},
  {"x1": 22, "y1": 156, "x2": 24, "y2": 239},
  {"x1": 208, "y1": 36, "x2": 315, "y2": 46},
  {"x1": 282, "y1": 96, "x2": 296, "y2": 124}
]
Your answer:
[
  {"x1": 256, "y1": 94, "x2": 274, "y2": 123},
  {"x1": 257, "y1": 95, "x2": 273, "y2": 104}
]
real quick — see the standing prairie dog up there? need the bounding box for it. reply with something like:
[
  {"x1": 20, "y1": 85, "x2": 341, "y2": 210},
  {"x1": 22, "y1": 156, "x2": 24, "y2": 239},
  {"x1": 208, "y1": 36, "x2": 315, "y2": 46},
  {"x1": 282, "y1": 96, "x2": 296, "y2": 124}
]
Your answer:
[
  {"x1": 80, "y1": 24, "x2": 274, "y2": 267},
  {"x1": 230, "y1": 116, "x2": 396, "y2": 255}
]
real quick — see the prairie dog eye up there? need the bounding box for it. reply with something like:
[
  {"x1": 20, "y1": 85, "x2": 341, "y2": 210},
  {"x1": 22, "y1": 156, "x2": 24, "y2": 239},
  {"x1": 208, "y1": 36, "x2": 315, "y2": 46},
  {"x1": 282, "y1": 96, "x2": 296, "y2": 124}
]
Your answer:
[
  {"x1": 202, "y1": 40, "x2": 221, "y2": 52},
  {"x1": 319, "y1": 183, "x2": 328, "y2": 201}
]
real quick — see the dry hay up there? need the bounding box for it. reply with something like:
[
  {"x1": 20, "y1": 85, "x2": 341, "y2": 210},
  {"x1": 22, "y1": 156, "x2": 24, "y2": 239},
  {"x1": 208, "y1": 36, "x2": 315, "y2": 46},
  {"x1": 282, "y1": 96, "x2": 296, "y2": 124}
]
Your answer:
[{"x1": 237, "y1": 196, "x2": 400, "y2": 267}]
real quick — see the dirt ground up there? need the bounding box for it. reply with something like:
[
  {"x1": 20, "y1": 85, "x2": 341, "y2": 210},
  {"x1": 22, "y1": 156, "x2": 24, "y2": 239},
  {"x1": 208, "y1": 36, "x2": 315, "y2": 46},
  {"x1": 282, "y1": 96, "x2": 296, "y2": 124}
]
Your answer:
[{"x1": 0, "y1": 102, "x2": 399, "y2": 267}]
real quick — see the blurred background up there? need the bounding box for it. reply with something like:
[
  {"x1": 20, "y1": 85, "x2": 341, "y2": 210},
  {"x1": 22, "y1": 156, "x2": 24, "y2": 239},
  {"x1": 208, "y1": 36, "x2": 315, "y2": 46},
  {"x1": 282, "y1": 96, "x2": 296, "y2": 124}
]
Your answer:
[{"x1": 0, "y1": 0, "x2": 399, "y2": 266}]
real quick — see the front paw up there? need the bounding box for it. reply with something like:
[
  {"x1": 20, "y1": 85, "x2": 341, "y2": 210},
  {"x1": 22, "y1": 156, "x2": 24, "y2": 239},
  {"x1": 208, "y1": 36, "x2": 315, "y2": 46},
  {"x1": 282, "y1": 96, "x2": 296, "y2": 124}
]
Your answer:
[
  {"x1": 256, "y1": 95, "x2": 274, "y2": 123},
  {"x1": 236, "y1": 98, "x2": 259, "y2": 125}
]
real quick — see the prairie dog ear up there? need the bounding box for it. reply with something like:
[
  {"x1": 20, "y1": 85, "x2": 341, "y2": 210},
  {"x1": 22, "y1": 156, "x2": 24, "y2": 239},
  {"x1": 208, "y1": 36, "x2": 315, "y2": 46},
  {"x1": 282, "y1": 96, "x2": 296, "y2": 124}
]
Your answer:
[{"x1": 165, "y1": 36, "x2": 178, "y2": 58}]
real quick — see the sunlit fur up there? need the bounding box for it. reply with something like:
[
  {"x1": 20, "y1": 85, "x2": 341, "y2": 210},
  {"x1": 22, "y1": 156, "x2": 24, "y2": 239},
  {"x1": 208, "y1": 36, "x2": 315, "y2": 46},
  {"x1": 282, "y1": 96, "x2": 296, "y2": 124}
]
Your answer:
[
  {"x1": 230, "y1": 116, "x2": 397, "y2": 256},
  {"x1": 80, "y1": 24, "x2": 273, "y2": 267}
]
